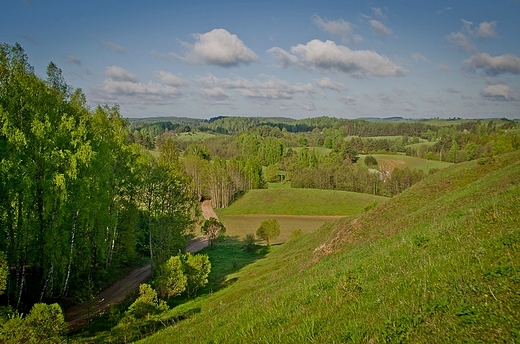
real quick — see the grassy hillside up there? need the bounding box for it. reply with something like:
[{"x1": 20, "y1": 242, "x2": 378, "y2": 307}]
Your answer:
[{"x1": 141, "y1": 152, "x2": 520, "y2": 343}]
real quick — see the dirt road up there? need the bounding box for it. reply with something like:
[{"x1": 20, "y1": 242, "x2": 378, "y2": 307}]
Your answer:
[
  {"x1": 65, "y1": 202, "x2": 216, "y2": 330},
  {"x1": 201, "y1": 199, "x2": 218, "y2": 220}
]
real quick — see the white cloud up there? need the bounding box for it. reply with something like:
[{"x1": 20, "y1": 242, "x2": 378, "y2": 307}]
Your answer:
[
  {"x1": 463, "y1": 52, "x2": 520, "y2": 75},
  {"x1": 437, "y1": 64, "x2": 451, "y2": 71},
  {"x1": 476, "y1": 21, "x2": 497, "y2": 38},
  {"x1": 105, "y1": 66, "x2": 140, "y2": 83},
  {"x1": 315, "y1": 77, "x2": 346, "y2": 91},
  {"x1": 338, "y1": 94, "x2": 356, "y2": 105},
  {"x1": 301, "y1": 101, "x2": 316, "y2": 111},
  {"x1": 174, "y1": 28, "x2": 258, "y2": 67},
  {"x1": 445, "y1": 31, "x2": 475, "y2": 52},
  {"x1": 480, "y1": 84, "x2": 518, "y2": 101},
  {"x1": 101, "y1": 41, "x2": 126, "y2": 54},
  {"x1": 372, "y1": 7, "x2": 387, "y2": 18},
  {"x1": 155, "y1": 71, "x2": 189, "y2": 87},
  {"x1": 94, "y1": 66, "x2": 186, "y2": 105},
  {"x1": 196, "y1": 73, "x2": 314, "y2": 101},
  {"x1": 411, "y1": 52, "x2": 428, "y2": 63},
  {"x1": 370, "y1": 20, "x2": 392, "y2": 36},
  {"x1": 268, "y1": 39, "x2": 405, "y2": 78},
  {"x1": 311, "y1": 14, "x2": 362, "y2": 44}
]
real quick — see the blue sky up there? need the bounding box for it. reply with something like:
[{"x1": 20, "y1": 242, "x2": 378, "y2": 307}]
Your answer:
[{"x1": 2, "y1": 0, "x2": 520, "y2": 119}]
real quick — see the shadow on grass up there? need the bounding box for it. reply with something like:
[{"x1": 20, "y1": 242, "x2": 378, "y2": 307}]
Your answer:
[{"x1": 167, "y1": 235, "x2": 270, "y2": 308}]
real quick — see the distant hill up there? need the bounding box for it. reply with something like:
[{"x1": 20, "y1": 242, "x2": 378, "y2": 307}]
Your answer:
[{"x1": 141, "y1": 151, "x2": 520, "y2": 342}]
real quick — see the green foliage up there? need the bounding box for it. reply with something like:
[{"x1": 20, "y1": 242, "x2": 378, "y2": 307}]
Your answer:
[
  {"x1": 182, "y1": 253, "x2": 211, "y2": 298},
  {"x1": 364, "y1": 155, "x2": 378, "y2": 166},
  {"x1": 0, "y1": 252, "x2": 7, "y2": 295},
  {"x1": 156, "y1": 256, "x2": 187, "y2": 299},
  {"x1": 243, "y1": 233, "x2": 257, "y2": 252},
  {"x1": 0, "y1": 303, "x2": 67, "y2": 344},
  {"x1": 201, "y1": 217, "x2": 226, "y2": 248},
  {"x1": 128, "y1": 284, "x2": 168, "y2": 318},
  {"x1": 256, "y1": 219, "x2": 281, "y2": 246}
]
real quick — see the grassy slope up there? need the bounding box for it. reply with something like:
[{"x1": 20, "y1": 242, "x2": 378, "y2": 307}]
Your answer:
[{"x1": 142, "y1": 152, "x2": 520, "y2": 343}]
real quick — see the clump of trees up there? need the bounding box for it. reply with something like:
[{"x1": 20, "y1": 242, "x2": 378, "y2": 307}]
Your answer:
[
  {"x1": 201, "y1": 218, "x2": 226, "y2": 248},
  {"x1": 0, "y1": 44, "x2": 198, "y2": 315},
  {"x1": 256, "y1": 219, "x2": 281, "y2": 246}
]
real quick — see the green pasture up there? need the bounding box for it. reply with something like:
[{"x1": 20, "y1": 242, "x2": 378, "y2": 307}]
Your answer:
[
  {"x1": 372, "y1": 154, "x2": 452, "y2": 171},
  {"x1": 218, "y1": 188, "x2": 388, "y2": 216},
  {"x1": 405, "y1": 141, "x2": 436, "y2": 149},
  {"x1": 174, "y1": 131, "x2": 218, "y2": 141},
  {"x1": 219, "y1": 214, "x2": 340, "y2": 244},
  {"x1": 290, "y1": 146, "x2": 332, "y2": 156}
]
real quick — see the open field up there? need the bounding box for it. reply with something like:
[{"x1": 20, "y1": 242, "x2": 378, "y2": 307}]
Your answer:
[
  {"x1": 220, "y1": 214, "x2": 341, "y2": 244},
  {"x1": 173, "y1": 131, "x2": 219, "y2": 141},
  {"x1": 218, "y1": 188, "x2": 388, "y2": 216},
  {"x1": 291, "y1": 146, "x2": 332, "y2": 156},
  {"x1": 372, "y1": 154, "x2": 452, "y2": 172}
]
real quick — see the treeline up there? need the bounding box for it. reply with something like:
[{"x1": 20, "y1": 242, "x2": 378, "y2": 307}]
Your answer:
[
  {"x1": 407, "y1": 122, "x2": 520, "y2": 162},
  {"x1": 0, "y1": 44, "x2": 198, "y2": 314}
]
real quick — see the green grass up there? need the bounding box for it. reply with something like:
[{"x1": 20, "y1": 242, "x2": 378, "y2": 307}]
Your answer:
[
  {"x1": 291, "y1": 146, "x2": 332, "y2": 156},
  {"x1": 219, "y1": 214, "x2": 340, "y2": 244},
  {"x1": 372, "y1": 153, "x2": 452, "y2": 172},
  {"x1": 174, "y1": 131, "x2": 219, "y2": 141},
  {"x1": 218, "y1": 188, "x2": 388, "y2": 216},
  {"x1": 139, "y1": 151, "x2": 520, "y2": 343}
]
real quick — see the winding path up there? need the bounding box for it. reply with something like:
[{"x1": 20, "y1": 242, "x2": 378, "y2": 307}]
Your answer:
[{"x1": 64, "y1": 201, "x2": 216, "y2": 331}]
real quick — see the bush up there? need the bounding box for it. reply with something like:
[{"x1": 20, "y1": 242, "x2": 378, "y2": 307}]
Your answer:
[
  {"x1": 364, "y1": 155, "x2": 378, "y2": 167},
  {"x1": 156, "y1": 256, "x2": 187, "y2": 299},
  {"x1": 128, "y1": 284, "x2": 167, "y2": 318},
  {"x1": 243, "y1": 233, "x2": 257, "y2": 252},
  {"x1": 256, "y1": 219, "x2": 281, "y2": 246}
]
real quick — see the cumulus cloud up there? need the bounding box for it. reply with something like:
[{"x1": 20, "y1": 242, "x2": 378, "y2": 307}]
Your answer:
[
  {"x1": 94, "y1": 66, "x2": 186, "y2": 105},
  {"x1": 154, "y1": 71, "x2": 189, "y2": 87},
  {"x1": 476, "y1": 21, "x2": 497, "y2": 38},
  {"x1": 173, "y1": 28, "x2": 258, "y2": 67},
  {"x1": 268, "y1": 39, "x2": 405, "y2": 78},
  {"x1": 311, "y1": 14, "x2": 362, "y2": 44},
  {"x1": 446, "y1": 19, "x2": 498, "y2": 51},
  {"x1": 480, "y1": 84, "x2": 518, "y2": 101},
  {"x1": 445, "y1": 31, "x2": 475, "y2": 52},
  {"x1": 315, "y1": 77, "x2": 346, "y2": 91},
  {"x1": 196, "y1": 73, "x2": 314, "y2": 101},
  {"x1": 370, "y1": 20, "x2": 392, "y2": 36},
  {"x1": 463, "y1": 52, "x2": 520, "y2": 75},
  {"x1": 101, "y1": 41, "x2": 127, "y2": 54}
]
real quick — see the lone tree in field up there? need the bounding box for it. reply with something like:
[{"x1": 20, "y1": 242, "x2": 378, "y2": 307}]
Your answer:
[
  {"x1": 201, "y1": 217, "x2": 226, "y2": 248},
  {"x1": 256, "y1": 219, "x2": 281, "y2": 246}
]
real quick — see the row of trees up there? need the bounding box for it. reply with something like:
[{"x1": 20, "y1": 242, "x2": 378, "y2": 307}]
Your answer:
[{"x1": 0, "y1": 44, "x2": 198, "y2": 312}]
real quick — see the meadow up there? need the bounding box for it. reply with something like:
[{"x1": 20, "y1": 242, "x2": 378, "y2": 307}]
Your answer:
[
  {"x1": 217, "y1": 187, "x2": 386, "y2": 244},
  {"x1": 371, "y1": 153, "x2": 452, "y2": 172},
  {"x1": 139, "y1": 151, "x2": 520, "y2": 343}
]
